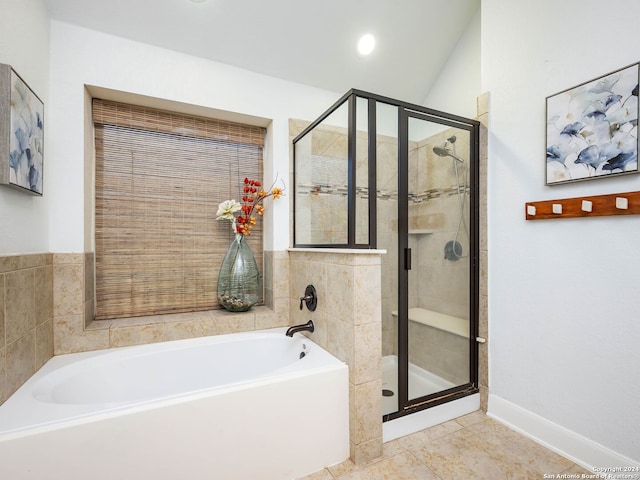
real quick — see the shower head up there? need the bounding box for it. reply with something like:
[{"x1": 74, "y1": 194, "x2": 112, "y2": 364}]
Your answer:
[
  {"x1": 432, "y1": 145, "x2": 465, "y2": 163},
  {"x1": 433, "y1": 146, "x2": 451, "y2": 157}
]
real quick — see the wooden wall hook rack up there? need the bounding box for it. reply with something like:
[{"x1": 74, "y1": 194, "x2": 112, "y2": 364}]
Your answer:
[{"x1": 525, "y1": 191, "x2": 640, "y2": 220}]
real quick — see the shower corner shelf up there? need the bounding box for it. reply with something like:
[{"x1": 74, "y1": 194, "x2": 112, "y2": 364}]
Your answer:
[
  {"x1": 408, "y1": 230, "x2": 435, "y2": 235},
  {"x1": 525, "y1": 190, "x2": 640, "y2": 220}
]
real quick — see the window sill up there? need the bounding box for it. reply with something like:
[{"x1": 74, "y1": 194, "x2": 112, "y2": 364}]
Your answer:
[{"x1": 86, "y1": 305, "x2": 275, "y2": 331}]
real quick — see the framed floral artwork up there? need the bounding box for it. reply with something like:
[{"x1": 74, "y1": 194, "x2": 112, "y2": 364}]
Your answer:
[
  {"x1": 0, "y1": 63, "x2": 44, "y2": 195},
  {"x1": 546, "y1": 63, "x2": 639, "y2": 185}
]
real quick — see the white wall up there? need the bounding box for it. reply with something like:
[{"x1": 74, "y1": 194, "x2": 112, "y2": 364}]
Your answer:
[
  {"x1": 422, "y1": 7, "x2": 481, "y2": 119},
  {"x1": 0, "y1": 0, "x2": 50, "y2": 254},
  {"x1": 483, "y1": 0, "x2": 640, "y2": 466},
  {"x1": 48, "y1": 21, "x2": 341, "y2": 253}
]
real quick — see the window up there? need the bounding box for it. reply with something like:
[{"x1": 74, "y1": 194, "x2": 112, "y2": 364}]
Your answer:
[{"x1": 93, "y1": 99, "x2": 265, "y2": 320}]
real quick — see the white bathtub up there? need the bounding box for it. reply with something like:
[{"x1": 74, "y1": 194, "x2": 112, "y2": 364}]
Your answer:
[{"x1": 0, "y1": 329, "x2": 349, "y2": 480}]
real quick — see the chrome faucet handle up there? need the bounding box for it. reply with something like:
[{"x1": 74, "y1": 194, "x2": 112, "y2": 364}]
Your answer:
[{"x1": 299, "y1": 285, "x2": 317, "y2": 311}]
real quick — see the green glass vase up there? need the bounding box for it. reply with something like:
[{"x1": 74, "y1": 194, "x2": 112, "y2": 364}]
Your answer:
[{"x1": 217, "y1": 234, "x2": 261, "y2": 312}]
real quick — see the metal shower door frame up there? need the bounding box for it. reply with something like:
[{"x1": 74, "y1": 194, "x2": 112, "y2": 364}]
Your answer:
[{"x1": 388, "y1": 107, "x2": 480, "y2": 421}]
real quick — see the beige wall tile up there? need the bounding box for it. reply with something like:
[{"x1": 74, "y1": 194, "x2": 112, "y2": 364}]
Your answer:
[
  {"x1": 325, "y1": 264, "x2": 353, "y2": 323},
  {"x1": 109, "y1": 317, "x2": 215, "y2": 348},
  {"x1": 0, "y1": 274, "x2": 4, "y2": 349},
  {"x1": 35, "y1": 319, "x2": 54, "y2": 369},
  {"x1": 326, "y1": 317, "x2": 354, "y2": 366},
  {"x1": 84, "y1": 297, "x2": 95, "y2": 329},
  {"x1": 353, "y1": 323, "x2": 381, "y2": 385},
  {"x1": 353, "y1": 265, "x2": 381, "y2": 326},
  {"x1": 478, "y1": 102, "x2": 489, "y2": 408},
  {"x1": 354, "y1": 380, "x2": 382, "y2": 444},
  {"x1": 271, "y1": 253, "x2": 290, "y2": 300},
  {"x1": 304, "y1": 311, "x2": 328, "y2": 348},
  {"x1": 0, "y1": 256, "x2": 19, "y2": 274},
  {"x1": 480, "y1": 385, "x2": 489, "y2": 411},
  {"x1": 54, "y1": 263, "x2": 84, "y2": 316},
  {"x1": 207, "y1": 311, "x2": 256, "y2": 336},
  {"x1": 84, "y1": 252, "x2": 94, "y2": 303},
  {"x1": 6, "y1": 333, "x2": 35, "y2": 396},
  {"x1": 16, "y1": 253, "x2": 47, "y2": 270},
  {"x1": 477, "y1": 92, "x2": 490, "y2": 117},
  {"x1": 53, "y1": 253, "x2": 84, "y2": 265},
  {"x1": 54, "y1": 315, "x2": 109, "y2": 354},
  {"x1": 0, "y1": 254, "x2": 53, "y2": 404},
  {"x1": 254, "y1": 307, "x2": 287, "y2": 330},
  {"x1": 0, "y1": 348, "x2": 6, "y2": 404},
  {"x1": 35, "y1": 265, "x2": 53, "y2": 326},
  {"x1": 263, "y1": 250, "x2": 273, "y2": 293},
  {"x1": 5, "y1": 268, "x2": 36, "y2": 344},
  {"x1": 263, "y1": 286, "x2": 274, "y2": 310},
  {"x1": 350, "y1": 436, "x2": 384, "y2": 466}
]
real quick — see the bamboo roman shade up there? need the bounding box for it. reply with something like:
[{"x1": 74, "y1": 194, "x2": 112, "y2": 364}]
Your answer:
[{"x1": 93, "y1": 99, "x2": 265, "y2": 320}]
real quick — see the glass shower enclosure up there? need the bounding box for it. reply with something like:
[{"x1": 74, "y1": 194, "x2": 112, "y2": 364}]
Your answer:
[{"x1": 293, "y1": 90, "x2": 479, "y2": 421}]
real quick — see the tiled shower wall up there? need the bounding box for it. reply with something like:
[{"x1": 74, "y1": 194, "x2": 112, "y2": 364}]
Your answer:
[
  {"x1": 409, "y1": 131, "x2": 472, "y2": 320},
  {"x1": 0, "y1": 254, "x2": 54, "y2": 405}
]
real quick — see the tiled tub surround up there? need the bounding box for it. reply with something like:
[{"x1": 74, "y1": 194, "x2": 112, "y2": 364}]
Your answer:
[
  {"x1": 289, "y1": 248, "x2": 384, "y2": 465},
  {"x1": 0, "y1": 253, "x2": 54, "y2": 405},
  {"x1": 2, "y1": 250, "x2": 289, "y2": 403},
  {"x1": 52, "y1": 251, "x2": 290, "y2": 354}
]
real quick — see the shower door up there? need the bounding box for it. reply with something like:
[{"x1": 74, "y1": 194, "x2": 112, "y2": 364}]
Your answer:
[{"x1": 390, "y1": 108, "x2": 479, "y2": 418}]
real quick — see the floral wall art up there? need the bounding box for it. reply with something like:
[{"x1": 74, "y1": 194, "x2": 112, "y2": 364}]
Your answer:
[
  {"x1": 0, "y1": 64, "x2": 44, "y2": 195},
  {"x1": 546, "y1": 63, "x2": 639, "y2": 185}
]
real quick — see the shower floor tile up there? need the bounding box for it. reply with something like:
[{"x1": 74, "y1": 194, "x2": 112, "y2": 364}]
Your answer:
[{"x1": 297, "y1": 411, "x2": 593, "y2": 480}]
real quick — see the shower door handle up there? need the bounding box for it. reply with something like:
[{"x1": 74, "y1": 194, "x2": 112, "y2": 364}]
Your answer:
[{"x1": 404, "y1": 248, "x2": 412, "y2": 270}]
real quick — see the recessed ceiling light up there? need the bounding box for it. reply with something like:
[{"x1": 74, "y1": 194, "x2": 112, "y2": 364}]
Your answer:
[{"x1": 357, "y1": 34, "x2": 376, "y2": 56}]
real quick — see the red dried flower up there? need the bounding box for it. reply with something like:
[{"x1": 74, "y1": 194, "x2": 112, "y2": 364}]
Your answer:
[{"x1": 217, "y1": 175, "x2": 285, "y2": 236}]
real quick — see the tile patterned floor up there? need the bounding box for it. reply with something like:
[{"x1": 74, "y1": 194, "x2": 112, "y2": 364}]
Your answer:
[{"x1": 298, "y1": 411, "x2": 593, "y2": 480}]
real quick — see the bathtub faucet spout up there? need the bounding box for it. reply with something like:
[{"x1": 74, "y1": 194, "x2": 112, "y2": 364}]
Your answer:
[{"x1": 285, "y1": 320, "x2": 315, "y2": 337}]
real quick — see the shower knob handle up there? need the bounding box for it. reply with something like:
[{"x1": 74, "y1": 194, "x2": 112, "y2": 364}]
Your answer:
[{"x1": 299, "y1": 285, "x2": 317, "y2": 311}]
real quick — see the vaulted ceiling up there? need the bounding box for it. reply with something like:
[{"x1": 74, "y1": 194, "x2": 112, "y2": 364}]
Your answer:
[{"x1": 45, "y1": 0, "x2": 479, "y2": 104}]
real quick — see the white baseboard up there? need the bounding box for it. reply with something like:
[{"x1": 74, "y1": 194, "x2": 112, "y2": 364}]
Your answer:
[{"x1": 488, "y1": 394, "x2": 640, "y2": 472}]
